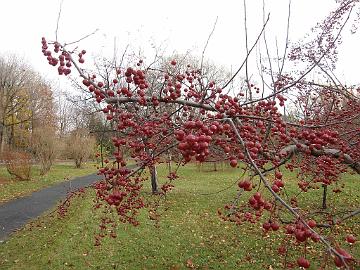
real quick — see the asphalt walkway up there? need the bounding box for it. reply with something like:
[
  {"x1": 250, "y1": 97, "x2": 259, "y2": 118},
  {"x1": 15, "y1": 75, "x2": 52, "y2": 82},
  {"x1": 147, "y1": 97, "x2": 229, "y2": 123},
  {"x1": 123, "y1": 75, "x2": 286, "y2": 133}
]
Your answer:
[{"x1": 0, "y1": 173, "x2": 102, "y2": 241}]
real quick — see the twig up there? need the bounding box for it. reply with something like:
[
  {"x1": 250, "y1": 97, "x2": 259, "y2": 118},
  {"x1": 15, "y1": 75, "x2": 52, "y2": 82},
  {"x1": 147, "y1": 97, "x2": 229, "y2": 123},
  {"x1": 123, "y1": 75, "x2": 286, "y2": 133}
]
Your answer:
[
  {"x1": 200, "y1": 16, "x2": 218, "y2": 72},
  {"x1": 243, "y1": 0, "x2": 252, "y2": 97},
  {"x1": 222, "y1": 13, "x2": 270, "y2": 90},
  {"x1": 336, "y1": 208, "x2": 360, "y2": 223},
  {"x1": 279, "y1": 0, "x2": 291, "y2": 75},
  {"x1": 64, "y1": 29, "x2": 99, "y2": 46},
  {"x1": 55, "y1": 0, "x2": 64, "y2": 41},
  {"x1": 242, "y1": 5, "x2": 354, "y2": 107}
]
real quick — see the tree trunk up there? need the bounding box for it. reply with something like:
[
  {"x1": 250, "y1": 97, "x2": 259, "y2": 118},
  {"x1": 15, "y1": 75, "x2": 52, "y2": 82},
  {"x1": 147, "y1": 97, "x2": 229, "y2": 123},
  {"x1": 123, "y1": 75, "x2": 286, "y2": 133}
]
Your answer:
[
  {"x1": 149, "y1": 165, "x2": 159, "y2": 194},
  {"x1": 8, "y1": 112, "x2": 15, "y2": 148},
  {"x1": 100, "y1": 138, "x2": 104, "y2": 167},
  {"x1": 0, "y1": 121, "x2": 8, "y2": 153},
  {"x1": 213, "y1": 162, "x2": 217, "y2": 171},
  {"x1": 40, "y1": 159, "x2": 52, "y2": 175},
  {"x1": 75, "y1": 158, "x2": 82, "y2": 168},
  {"x1": 167, "y1": 151, "x2": 172, "y2": 174},
  {"x1": 0, "y1": 124, "x2": 4, "y2": 154},
  {"x1": 197, "y1": 162, "x2": 202, "y2": 172},
  {"x1": 322, "y1": 184, "x2": 328, "y2": 209}
]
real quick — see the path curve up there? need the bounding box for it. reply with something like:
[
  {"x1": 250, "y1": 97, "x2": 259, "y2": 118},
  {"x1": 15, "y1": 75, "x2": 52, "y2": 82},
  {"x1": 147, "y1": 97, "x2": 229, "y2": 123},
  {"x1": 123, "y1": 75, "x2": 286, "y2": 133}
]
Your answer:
[{"x1": 0, "y1": 173, "x2": 102, "y2": 241}]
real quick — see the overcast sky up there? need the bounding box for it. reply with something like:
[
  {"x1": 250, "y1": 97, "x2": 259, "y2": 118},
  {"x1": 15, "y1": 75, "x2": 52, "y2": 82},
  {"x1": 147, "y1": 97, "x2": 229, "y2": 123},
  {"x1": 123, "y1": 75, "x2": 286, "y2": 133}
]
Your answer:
[{"x1": 1, "y1": 0, "x2": 359, "y2": 89}]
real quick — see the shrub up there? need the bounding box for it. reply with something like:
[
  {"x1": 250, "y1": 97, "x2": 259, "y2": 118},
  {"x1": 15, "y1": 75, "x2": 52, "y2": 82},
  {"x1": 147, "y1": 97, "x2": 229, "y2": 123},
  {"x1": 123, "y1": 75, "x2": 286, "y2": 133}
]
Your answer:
[
  {"x1": 32, "y1": 127, "x2": 57, "y2": 175},
  {"x1": 3, "y1": 151, "x2": 32, "y2": 180},
  {"x1": 66, "y1": 129, "x2": 96, "y2": 168}
]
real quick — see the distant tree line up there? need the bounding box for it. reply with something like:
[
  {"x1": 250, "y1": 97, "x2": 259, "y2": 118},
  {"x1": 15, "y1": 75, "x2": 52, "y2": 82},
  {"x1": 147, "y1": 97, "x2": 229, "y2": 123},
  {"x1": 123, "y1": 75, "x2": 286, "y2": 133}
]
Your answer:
[{"x1": 0, "y1": 54, "x2": 110, "y2": 178}]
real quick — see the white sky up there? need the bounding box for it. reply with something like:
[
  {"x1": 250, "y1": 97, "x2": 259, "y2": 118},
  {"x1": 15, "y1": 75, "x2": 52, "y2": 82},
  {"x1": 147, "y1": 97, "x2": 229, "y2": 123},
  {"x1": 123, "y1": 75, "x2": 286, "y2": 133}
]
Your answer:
[{"x1": 1, "y1": 0, "x2": 359, "y2": 90}]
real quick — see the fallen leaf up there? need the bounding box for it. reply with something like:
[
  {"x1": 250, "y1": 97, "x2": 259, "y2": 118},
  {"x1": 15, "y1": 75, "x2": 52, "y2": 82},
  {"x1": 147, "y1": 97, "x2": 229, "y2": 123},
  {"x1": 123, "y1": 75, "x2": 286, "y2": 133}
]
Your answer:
[{"x1": 186, "y1": 258, "x2": 195, "y2": 269}]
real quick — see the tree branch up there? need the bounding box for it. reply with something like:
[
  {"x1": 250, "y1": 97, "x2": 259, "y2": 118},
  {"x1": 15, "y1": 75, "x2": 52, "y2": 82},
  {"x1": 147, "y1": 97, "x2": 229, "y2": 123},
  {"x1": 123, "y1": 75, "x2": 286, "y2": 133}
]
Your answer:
[
  {"x1": 221, "y1": 13, "x2": 270, "y2": 90},
  {"x1": 280, "y1": 144, "x2": 360, "y2": 174},
  {"x1": 228, "y1": 118, "x2": 352, "y2": 268}
]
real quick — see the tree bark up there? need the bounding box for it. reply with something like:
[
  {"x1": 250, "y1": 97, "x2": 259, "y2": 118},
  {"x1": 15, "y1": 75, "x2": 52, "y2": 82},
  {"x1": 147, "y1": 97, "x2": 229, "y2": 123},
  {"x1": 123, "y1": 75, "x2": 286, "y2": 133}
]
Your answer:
[
  {"x1": 167, "y1": 151, "x2": 172, "y2": 174},
  {"x1": 322, "y1": 184, "x2": 328, "y2": 209},
  {"x1": 75, "y1": 158, "x2": 82, "y2": 168},
  {"x1": 40, "y1": 159, "x2": 52, "y2": 175},
  {"x1": 149, "y1": 165, "x2": 159, "y2": 194},
  {"x1": 0, "y1": 124, "x2": 4, "y2": 153},
  {"x1": 213, "y1": 162, "x2": 217, "y2": 171}
]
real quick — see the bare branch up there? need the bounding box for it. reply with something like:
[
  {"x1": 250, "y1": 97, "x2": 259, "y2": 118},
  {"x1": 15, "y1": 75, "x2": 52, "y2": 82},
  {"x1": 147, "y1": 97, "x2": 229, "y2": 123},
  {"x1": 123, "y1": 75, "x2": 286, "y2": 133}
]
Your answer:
[
  {"x1": 200, "y1": 16, "x2": 218, "y2": 72},
  {"x1": 222, "y1": 13, "x2": 270, "y2": 90},
  {"x1": 55, "y1": 0, "x2": 64, "y2": 41},
  {"x1": 64, "y1": 29, "x2": 99, "y2": 46}
]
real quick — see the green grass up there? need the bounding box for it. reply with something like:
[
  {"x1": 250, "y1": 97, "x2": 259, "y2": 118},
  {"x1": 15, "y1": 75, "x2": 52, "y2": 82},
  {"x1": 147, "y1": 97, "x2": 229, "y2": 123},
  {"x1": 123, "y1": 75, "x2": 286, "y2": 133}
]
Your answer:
[
  {"x1": 0, "y1": 161, "x2": 97, "y2": 203},
  {"x1": 0, "y1": 163, "x2": 358, "y2": 270}
]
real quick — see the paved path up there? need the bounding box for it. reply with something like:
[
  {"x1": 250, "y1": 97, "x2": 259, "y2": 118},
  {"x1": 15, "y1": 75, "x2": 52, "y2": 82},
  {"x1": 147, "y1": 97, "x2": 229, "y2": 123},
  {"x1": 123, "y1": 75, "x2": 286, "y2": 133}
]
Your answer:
[{"x1": 0, "y1": 173, "x2": 102, "y2": 242}]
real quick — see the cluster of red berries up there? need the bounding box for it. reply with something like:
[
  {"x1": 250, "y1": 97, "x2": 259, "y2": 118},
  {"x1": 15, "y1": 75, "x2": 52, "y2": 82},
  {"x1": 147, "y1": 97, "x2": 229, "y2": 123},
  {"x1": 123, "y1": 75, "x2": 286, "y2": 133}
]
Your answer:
[
  {"x1": 94, "y1": 174, "x2": 144, "y2": 227},
  {"x1": 271, "y1": 170, "x2": 285, "y2": 193},
  {"x1": 284, "y1": 220, "x2": 320, "y2": 243},
  {"x1": 57, "y1": 188, "x2": 86, "y2": 218},
  {"x1": 41, "y1": 38, "x2": 87, "y2": 76},
  {"x1": 248, "y1": 192, "x2": 273, "y2": 211},
  {"x1": 176, "y1": 131, "x2": 212, "y2": 162}
]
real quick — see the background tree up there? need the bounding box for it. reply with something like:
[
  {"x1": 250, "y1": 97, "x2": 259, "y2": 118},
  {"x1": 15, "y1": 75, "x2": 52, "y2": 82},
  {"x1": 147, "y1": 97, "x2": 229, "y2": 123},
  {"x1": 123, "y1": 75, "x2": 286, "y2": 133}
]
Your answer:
[
  {"x1": 0, "y1": 54, "x2": 55, "y2": 152},
  {"x1": 0, "y1": 54, "x2": 31, "y2": 151},
  {"x1": 66, "y1": 128, "x2": 96, "y2": 168},
  {"x1": 31, "y1": 127, "x2": 58, "y2": 175}
]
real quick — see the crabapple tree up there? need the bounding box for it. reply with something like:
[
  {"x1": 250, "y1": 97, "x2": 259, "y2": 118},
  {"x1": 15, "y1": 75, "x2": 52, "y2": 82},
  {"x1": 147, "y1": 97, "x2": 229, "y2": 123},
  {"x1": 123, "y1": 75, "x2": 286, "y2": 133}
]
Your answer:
[{"x1": 41, "y1": 0, "x2": 359, "y2": 268}]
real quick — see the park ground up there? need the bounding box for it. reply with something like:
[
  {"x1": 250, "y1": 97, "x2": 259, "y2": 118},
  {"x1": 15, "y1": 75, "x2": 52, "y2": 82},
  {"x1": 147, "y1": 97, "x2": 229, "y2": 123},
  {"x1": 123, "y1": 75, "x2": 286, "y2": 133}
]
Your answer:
[
  {"x1": 0, "y1": 163, "x2": 359, "y2": 269},
  {"x1": 0, "y1": 161, "x2": 97, "y2": 204}
]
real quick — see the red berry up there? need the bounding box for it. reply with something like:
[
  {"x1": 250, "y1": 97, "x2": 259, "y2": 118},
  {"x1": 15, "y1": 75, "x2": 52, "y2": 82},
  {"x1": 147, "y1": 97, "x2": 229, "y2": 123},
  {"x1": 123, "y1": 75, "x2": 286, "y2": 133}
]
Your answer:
[
  {"x1": 334, "y1": 256, "x2": 343, "y2": 267},
  {"x1": 297, "y1": 257, "x2": 310, "y2": 268},
  {"x1": 295, "y1": 230, "x2": 306, "y2": 242},
  {"x1": 310, "y1": 233, "x2": 320, "y2": 242},
  {"x1": 254, "y1": 192, "x2": 261, "y2": 200},
  {"x1": 271, "y1": 184, "x2": 280, "y2": 193},
  {"x1": 82, "y1": 79, "x2": 91, "y2": 87},
  {"x1": 278, "y1": 245, "x2": 286, "y2": 255},
  {"x1": 346, "y1": 234, "x2": 356, "y2": 244},
  {"x1": 262, "y1": 222, "x2": 271, "y2": 231},
  {"x1": 307, "y1": 220, "x2": 316, "y2": 228},
  {"x1": 243, "y1": 180, "x2": 252, "y2": 191},
  {"x1": 271, "y1": 222, "x2": 280, "y2": 231},
  {"x1": 274, "y1": 179, "x2": 284, "y2": 188},
  {"x1": 334, "y1": 248, "x2": 352, "y2": 267},
  {"x1": 229, "y1": 159, "x2": 237, "y2": 168},
  {"x1": 285, "y1": 225, "x2": 295, "y2": 234}
]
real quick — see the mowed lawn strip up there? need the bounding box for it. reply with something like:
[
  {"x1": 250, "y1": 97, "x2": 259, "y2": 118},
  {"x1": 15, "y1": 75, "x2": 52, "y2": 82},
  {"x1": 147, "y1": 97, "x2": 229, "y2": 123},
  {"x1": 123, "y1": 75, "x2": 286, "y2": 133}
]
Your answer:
[
  {"x1": 0, "y1": 163, "x2": 358, "y2": 270},
  {"x1": 0, "y1": 162, "x2": 97, "y2": 203}
]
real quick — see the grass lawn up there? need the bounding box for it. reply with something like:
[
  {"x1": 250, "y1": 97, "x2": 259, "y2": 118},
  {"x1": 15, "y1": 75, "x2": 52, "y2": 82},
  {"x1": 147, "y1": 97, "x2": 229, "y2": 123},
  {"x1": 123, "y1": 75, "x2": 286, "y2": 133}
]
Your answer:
[
  {"x1": 0, "y1": 161, "x2": 97, "y2": 204},
  {"x1": 0, "y1": 163, "x2": 358, "y2": 269}
]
